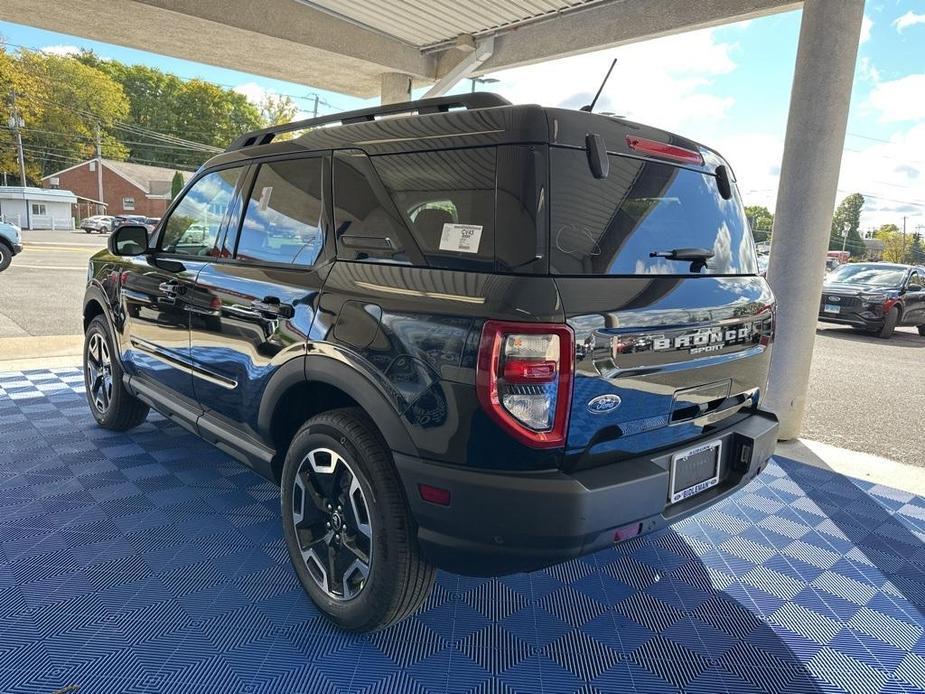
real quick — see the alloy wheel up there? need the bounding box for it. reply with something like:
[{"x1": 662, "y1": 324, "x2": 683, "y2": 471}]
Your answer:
[
  {"x1": 86, "y1": 332, "x2": 113, "y2": 413},
  {"x1": 292, "y1": 447, "x2": 373, "y2": 601}
]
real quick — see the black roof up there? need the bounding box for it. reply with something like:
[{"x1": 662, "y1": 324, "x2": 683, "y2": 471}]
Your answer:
[{"x1": 204, "y1": 92, "x2": 729, "y2": 176}]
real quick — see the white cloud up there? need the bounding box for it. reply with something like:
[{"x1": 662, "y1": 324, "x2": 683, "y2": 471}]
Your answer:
[
  {"x1": 40, "y1": 45, "x2": 80, "y2": 56},
  {"x1": 716, "y1": 132, "x2": 785, "y2": 209},
  {"x1": 234, "y1": 81, "x2": 313, "y2": 120},
  {"x1": 858, "y1": 57, "x2": 880, "y2": 83},
  {"x1": 835, "y1": 123, "x2": 925, "y2": 230},
  {"x1": 893, "y1": 11, "x2": 925, "y2": 32},
  {"x1": 698, "y1": 126, "x2": 925, "y2": 232},
  {"x1": 234, "y1": 81, "x2": 268, "y2": 105},
  {"x1": 860, "y1": 15, "x2": 873, "y2": 43},
  {"x1": 868, "y1": 74, "x2": 925, "y2": 123},
  {"x1": 486, "y1": 28, "x2": 738, "y2": 134}
]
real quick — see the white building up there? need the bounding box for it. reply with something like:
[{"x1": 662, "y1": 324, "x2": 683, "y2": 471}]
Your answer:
[{"x1": 0, "y1": 186, "x2": 77, "y2": 230}]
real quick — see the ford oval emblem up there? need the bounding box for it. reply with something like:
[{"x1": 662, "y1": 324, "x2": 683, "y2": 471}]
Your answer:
[{"x1": 588, "y1": 394, "x2": 621, "y2": 414}]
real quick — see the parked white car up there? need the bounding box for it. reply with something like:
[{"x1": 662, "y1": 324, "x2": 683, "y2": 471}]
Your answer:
[
  {"x1": 0, "y1": 221, "x2": 23, "y2": 272},
  {"x1": 80, "y1": 215, "x2": 114, "y2": 234}
]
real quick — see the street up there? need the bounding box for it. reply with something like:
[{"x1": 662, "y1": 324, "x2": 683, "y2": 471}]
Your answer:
[
  {"x1": 0, "y1": 230, "x2": 101, "y2": 338},
  {"x1": 1, "y1": 233, "x2": 923, "y2": 466},
  {"x1": 805, "y1": 323, "x2": 923, "y2": 468}
]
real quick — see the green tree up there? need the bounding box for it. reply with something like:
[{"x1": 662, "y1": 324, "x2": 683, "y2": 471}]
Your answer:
[
  {"x1": 910, "y1": 232, "x2": 924, "y2": 264},
  {"x1": 170, "y1": 171, "x2": 184, "y2": 199},
  {"x1": 744, "y1": 205, "x2": 774, "y2": 242},
  {"x1": 0, "y1": 46, "x2": 129, "y2": 181},
  {"x1": 76, "y1": 52, "x2": 263, "y2": 168},
  {"x1": 829, "y1": 193, "x2": 866, "y2": 258},
  {"x1": 873, "y1": 223, "x2": 899, "y2": 238},
  {"x1": 260, "y1": 93, "x2": 298, "y2": 127},
  {"x1": 171, "y1": 79, "x2": 262, "y2": 166},
  {"x1": 877, "y1": 230, "x2": 907, "y2": 263}
]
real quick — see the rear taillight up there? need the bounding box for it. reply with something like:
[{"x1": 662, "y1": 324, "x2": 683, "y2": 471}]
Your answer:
[
  {"x1": 476, "y1": 321, "x2": 574, "y2": 448},
  {"x1": 625, "y1": 135, "x2": 704, "y2": 165}
]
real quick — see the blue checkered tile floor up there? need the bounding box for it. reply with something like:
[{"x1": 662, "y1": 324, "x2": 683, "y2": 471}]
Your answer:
[{"x1": 1, "y1": 368, "x2": 923, "y2": 694}]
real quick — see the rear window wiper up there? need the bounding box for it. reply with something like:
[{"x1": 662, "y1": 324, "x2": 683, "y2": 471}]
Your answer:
[{"x1": 650, "y1": 247, "x2": 714, "y2": 272}]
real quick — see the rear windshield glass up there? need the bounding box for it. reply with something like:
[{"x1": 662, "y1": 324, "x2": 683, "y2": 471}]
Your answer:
[{"x1": 550, "y1": 148, "x2": 757, "y2": 276}]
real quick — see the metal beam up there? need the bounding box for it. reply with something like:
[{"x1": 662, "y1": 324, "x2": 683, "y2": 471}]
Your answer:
[{"x1": 423, "y1": 36, "x2": 495, "y2": 98}]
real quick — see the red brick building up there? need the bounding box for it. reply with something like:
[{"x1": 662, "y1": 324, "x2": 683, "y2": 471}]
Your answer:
[{"x1": 42, "y1": 159, "x2": 193, "y2": 217}]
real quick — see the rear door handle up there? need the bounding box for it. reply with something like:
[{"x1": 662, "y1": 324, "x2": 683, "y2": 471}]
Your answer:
[{"x1": 251, "y1": 296, "x2": 294, "y2": 319}]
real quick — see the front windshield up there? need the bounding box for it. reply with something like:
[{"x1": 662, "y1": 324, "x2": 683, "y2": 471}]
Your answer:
[{"x1": 827, "y1": 264, "x2": 906, "y2": 287}]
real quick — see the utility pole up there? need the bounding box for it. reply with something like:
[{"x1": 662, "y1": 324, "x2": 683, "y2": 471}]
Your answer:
[
  {"x1": 95, "y1": 120, "x2": 104, "y2": 208},
  {"x1": 8, "y1": 89, "x2": 26, "y2": 187},
  {"x1": 311, "y1": 94, "x2": 319, "y2": 119}
]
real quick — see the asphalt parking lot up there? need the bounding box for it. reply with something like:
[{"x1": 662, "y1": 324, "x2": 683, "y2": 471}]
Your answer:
[
  {"x1": 1, "y1": 234, "x2": 923, "y2": 466},
  {"x1": 805, "y1": 323, "x2": 924, "y2": 468},
  {"x1": 0, "y1": 230, "x2": 99, "y2": 338}
]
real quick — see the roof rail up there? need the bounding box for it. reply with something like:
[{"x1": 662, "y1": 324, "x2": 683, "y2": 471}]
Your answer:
[{"x1": 226, "y1": 92, "x2": 512, "y2": 151}]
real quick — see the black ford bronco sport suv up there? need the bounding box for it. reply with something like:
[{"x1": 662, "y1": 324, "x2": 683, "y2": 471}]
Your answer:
[{"x1": 82, "y1": 93, "x2": 778, "y2": 631}]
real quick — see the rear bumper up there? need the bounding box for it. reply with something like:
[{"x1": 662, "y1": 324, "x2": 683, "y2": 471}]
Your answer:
[{"x1": 395, "y1": 410, "x2": 779, "y2": 576}]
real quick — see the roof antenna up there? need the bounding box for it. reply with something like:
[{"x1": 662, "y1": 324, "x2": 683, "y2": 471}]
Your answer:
[{"x1": 581, "y1": 58, "x2": 617, "y2": 113}]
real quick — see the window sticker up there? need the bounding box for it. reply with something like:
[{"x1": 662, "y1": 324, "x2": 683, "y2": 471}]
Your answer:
[{"x1": 439, "y1": 223, "x2": 483, "y2": 254}]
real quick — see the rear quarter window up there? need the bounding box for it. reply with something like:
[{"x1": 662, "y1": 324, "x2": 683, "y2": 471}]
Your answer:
[
  {"x1": 371, "y1": 149, "x2": 496, "y2": 272},
  {"x1": 550, "y1": 147, "x2": 757, "y2": 276}
]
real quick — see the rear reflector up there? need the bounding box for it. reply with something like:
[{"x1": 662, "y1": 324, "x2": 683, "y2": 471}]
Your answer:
[
  {"x1": 418, "y1": 483, "x2": 451, "y2": 506},
  {"x1": 626, "y1": 135, "x2": 704, "y2": 165},
  {"x1": 614, "y1": 522, "x2": 642, "y2": 542}
]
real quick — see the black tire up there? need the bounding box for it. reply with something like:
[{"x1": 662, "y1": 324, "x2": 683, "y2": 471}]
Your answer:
[
  {"x1": 84, "y1": 228, "x2": 92, "y2": 234},
  {"x1": 877, "y1": 307, "x2": 899, "y2": 339},
  {"x1": 918, "y1": 325, "x2": 925, "y2": 337},
  {"x1": 83, "y1": 315, "x2": 149, "y2": 430},
  {"x1": 280, "y1": 408, "x2": 435, "y2": 632},
  {"x1": 0, "y1": 242, "x2": 11, "y2": 272}
]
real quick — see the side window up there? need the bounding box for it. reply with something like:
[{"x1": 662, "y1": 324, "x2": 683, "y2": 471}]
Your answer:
[
  {"x1": 372, "y1": 149, "x2": 496, "y2": 271},
  {"x1": 235, "y1": 158, "x2": 325, "y2": 266},
  {"x1": 160, "y1": 168, "x2": 240, "y2": 256},
  {"x1": 909, "y1": 271, "x2": 923, "y2": 288},
  {"x1": 332, "y1": 150, "x2": 413, "y2": 264}
]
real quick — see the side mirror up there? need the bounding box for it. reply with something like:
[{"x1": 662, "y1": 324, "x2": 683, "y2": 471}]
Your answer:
[{"x1": 108, "y1": 225, "x2": 149, "y2": 256}]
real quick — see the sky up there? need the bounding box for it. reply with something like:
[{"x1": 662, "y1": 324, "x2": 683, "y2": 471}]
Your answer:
[{"x1": 2, "y1": 1, "x2": 924, "y2": 233}]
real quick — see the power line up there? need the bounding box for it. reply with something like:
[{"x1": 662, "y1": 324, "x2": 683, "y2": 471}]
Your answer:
[
  {"x1": 10, "y1": 125, "x2": 218, "y2": 155},
  {"x1": 23, "y1": 92, "x2": 224, "y2": 153},
  {"x1": 12, "y1": 145, "x2": 200, "y2": 171}
]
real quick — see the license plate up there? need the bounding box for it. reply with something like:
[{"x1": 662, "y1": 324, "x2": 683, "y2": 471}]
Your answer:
[
  {"x1": 669, "y1": 439, "x2": 722, "y2": 504},
  {"x1": 823, "y1": 304, "x2": 840, "y2": 314}
]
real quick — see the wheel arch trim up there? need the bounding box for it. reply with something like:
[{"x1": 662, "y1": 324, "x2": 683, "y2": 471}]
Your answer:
[{"x1": 257, "y1": 351, "x2": 419, "y2": 460}]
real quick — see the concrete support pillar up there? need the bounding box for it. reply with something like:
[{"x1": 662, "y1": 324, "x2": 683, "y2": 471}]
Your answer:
[
  {"x1": 764, "y1": 0, "x2": 865, "y2": 439},
  {"x1": 380, "y1": 72, "x2": 412, "y2": 105}
]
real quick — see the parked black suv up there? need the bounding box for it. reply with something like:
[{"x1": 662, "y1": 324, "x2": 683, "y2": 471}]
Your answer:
[
  {"x1": 819, "y1": 262, "x2": 925, "y2": 338},
  {"x1": 82, "y1": 94, "x2": 778, "y2": 631}
]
